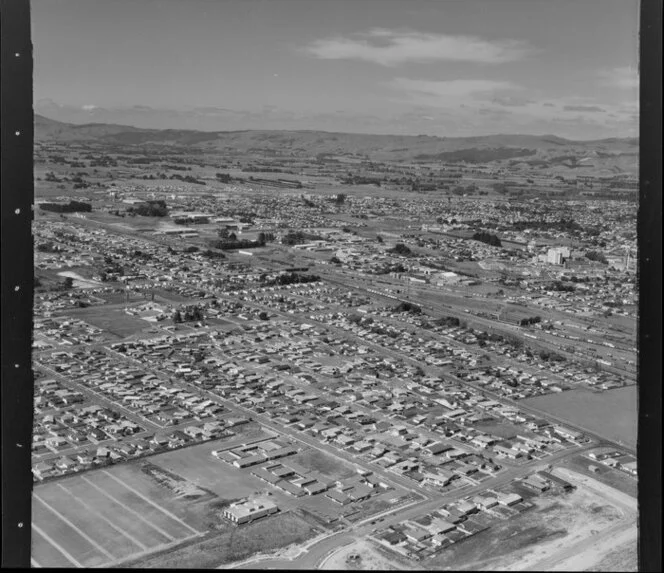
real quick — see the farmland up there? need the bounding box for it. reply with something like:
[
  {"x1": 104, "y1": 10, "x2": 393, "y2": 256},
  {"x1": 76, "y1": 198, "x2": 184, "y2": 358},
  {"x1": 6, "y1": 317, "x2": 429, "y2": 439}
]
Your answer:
[{"x1": 31, "y1": 466, "x2": 204, "y2": 568}]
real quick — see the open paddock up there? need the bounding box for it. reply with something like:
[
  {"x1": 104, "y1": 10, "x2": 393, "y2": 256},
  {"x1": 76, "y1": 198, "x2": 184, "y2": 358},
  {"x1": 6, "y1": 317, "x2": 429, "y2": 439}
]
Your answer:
[{"x1": 522, "y1": 385, "x2": 637, "y2": 449}]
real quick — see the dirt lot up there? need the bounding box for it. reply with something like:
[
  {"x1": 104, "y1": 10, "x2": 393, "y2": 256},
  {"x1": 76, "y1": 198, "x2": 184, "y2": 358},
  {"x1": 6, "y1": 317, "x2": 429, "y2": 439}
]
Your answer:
[
  {"x1": 418, "y1": 469, "x2": 635, "y2": 571},
  {"x1": 560, "y1": 452, "x2": 637, "y2": 498},
  {"x1": 321, "y1": 538, "x2": 413, "y2": 570}
]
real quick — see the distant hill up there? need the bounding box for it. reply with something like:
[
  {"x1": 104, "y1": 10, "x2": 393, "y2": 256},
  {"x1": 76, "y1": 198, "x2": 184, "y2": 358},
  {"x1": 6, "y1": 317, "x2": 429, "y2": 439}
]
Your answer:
[{"x1": 34, "y1": 114, "x2": 638, "y2": 176}]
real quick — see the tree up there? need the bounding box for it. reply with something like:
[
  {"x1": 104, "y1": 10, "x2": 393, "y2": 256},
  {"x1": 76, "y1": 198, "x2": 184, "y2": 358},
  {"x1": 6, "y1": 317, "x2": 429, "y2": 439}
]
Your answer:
[
  {"x1": 389, "y1": 243, "x2": 413, "y2": 257},
  {"x1": 62, "y1": 277, "x2": 74, "y2": 290},
  {"x1": 376, "y1": 235, "x2": 384, "y2": 243},
  {"x1": 172, "y1": 310, "x2": 183, "y2": 324},
  {"x1": 258, "y1": 311, "x2": 270, "y2": 321}
]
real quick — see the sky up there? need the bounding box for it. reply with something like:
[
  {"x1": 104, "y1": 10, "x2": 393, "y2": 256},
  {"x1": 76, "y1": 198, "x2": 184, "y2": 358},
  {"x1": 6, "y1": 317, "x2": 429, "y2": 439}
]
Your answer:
[{"x1": 32, "y1": 0, "x2": 639, "y2": 139}]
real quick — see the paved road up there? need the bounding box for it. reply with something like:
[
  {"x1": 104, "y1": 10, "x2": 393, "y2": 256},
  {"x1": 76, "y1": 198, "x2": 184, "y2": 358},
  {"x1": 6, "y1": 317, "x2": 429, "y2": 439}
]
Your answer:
[
  {"x1": 314, "y1": 268, "x2": 635, "y2": 379},
  {"x1": 216, "y1": 293, "x2": 634, "y2": 455},
  {"x1": 227, "y1": 445, "x2": 593, "y2": 570}
]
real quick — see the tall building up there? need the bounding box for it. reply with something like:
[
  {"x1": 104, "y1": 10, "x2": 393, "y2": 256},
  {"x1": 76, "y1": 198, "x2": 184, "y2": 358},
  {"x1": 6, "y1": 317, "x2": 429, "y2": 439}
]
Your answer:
[{"x1": 546, "y1": 247, "x2": 571, "y2": 265}]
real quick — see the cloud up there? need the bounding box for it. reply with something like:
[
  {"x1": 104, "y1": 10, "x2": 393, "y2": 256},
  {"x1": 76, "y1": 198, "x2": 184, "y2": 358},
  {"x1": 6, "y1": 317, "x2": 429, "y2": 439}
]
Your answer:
[
  {"x1": 478, "y1": 107, "x2": 513, "y2": 117},
  {"x1": 598, "y1": 66, "x2": 639, "y2": 89},
  {"x1": 303, "y1": 28, "x2": 531, "y2": 66},
  {"x1": 563, "y1": 105, "x2": 605, "y2": 112},
  {"x1": 391, "y1": 78, "x2": 519, "y2": 98},
  {"x1": 491, "y1": 95, "x2": 534, "y2": 107},
  {"x1": 81, "y1": 104, "x2": 97, "y2": 111}
]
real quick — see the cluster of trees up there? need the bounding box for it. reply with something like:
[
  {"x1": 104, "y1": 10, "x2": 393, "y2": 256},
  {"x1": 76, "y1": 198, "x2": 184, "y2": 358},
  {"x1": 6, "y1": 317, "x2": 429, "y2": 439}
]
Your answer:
[
  {"x1": 36, "y1": 241, "x2": 62, "y2": 253},
  {"x1": 282, "y1": 231, "x2": 324, "y2": 246},
  {"x1": 602, "y1": 300, "x2": 624, "y2": 308},
  {"x1": 162, "y1": 164, "x2": 192, "y2": 171},
  {"x1": 550, "y1": 281, "x2": 576, "y2": 292},
  {"x1": 209, "y1": 238, "x2": 263, "y2": 251},
  {"x1": 215, "y1": 172, "x2": 233, "y2": 183},
  {"x1": 172, "y1": 305, "x2": 205, "y2": 324},
  {"x1": 339, "y1": 175, "x2": 382, "y2": 186},
  {"x1": 388, "y1": 243, "x2": 414, "y2": 257},
  {"x1": 434, "y1": 316, "x2": 461, "y2": 328},
  {"x1": 518, "y1": 316, "x2": 542, "y2": 326},
  {"x1": 44, "y1": 171, "x2": 62, "y2": 182},
  {"x1": 242, "y1": 166, "x2": 292, "y2": 174},
  {"x1": 585, "y1": 250, "x2": 608, "y2": 264},
  {"x1": 258, "y1": 232, "x2": 275, "y2": 244},
  {"x1": 395, "y1": 301, "x2": 422, "y2": 315},
  {"x1": 374, "y1": 262, "x2": 407, "y2": 275},
  {"x1": 246, "y1": 176, "x2": 303, "y2": 189},
  {"x1": 40, "y1": 200, "x2": 92, "y2": 213},
  {"x1": 89, "y1": 156, "x2": 118, "y2": 167},
  {"x1": 472, "y1": 231, "x2": 502, "y2": 247},
  {"x1": 451, "y1": 184, "x2": 478, "y2": 196},
  {"x1": 512, "y1": 218, "x2": 582, "y2": 233},
  {"x1": 170, "y1": 173, "x2": 206, "y2": 185},
  {"x1": 201, "y1": 249, "x2": 226, "y2": 259},
  {"x1": 538, "y1": 350, "x2": 565, "y2": 362},
  {"x1": 129, "y1": 200, "x2": 168, "y2": 217},
  {"x1": 260, "y1": 272, "x2": 320, "y2": 288}
]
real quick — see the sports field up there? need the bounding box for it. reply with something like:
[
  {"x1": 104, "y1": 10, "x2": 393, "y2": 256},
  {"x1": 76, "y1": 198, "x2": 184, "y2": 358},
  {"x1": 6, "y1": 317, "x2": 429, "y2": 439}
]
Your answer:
[{"x1": 31, "y1": 468, "x2": 204, "y2": 568}]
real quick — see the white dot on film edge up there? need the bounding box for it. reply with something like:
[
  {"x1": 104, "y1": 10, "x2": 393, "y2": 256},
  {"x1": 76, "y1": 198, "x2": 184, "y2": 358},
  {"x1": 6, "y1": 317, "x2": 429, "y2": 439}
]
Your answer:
[
  {"x1": 15, "y1": 208, "x2": 21, "y2": 214},
  {"x1": 14, "y1": 286, "x2": 20, "y2": 291},
  {"x1": 15, "y1": 131, "x2": 21, "y2": 136}
]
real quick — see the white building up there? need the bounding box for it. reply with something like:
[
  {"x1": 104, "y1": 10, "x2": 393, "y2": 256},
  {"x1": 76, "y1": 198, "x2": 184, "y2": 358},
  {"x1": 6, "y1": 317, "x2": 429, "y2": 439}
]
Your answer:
[{"x1": 222, "y1": 498, "x2": 278, "y2": 524}]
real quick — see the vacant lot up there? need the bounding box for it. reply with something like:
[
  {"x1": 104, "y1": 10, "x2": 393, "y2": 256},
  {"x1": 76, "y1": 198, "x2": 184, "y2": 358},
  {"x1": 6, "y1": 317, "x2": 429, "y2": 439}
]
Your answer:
[
  {"x1": 522, "y1": 385, "x2": 637, "y2": 449},
  {"x1": 523, "y1": 386, "x2": 638, "y2": 448},
  {"x1": 561, "y1": 453, "x2": 637, "y2": 498},
  {"x1": 321, "y1": 538, "x2": 412, "y2": 570},
  {"x1": 290, "y1": 448, "x2": 357, "y2": 480},
  {"x1": 126, "y1": 511, "x2": 317, "y2": 568},
  {"x1": 63, "y1": 306, "x2": 151, "y2": 338},
  {"x1": 472, "y1": 420, "x2": 522, "y2": 440},
  {"x1": 418, "y1": 472, "x2": 633, "y2": 571}
]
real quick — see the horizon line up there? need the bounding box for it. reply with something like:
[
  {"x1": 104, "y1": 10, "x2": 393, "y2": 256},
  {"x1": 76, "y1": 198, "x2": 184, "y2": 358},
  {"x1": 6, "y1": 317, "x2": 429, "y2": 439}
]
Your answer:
[{"x1": 34, "y1": 112, "x2": 639, "y2": 144}]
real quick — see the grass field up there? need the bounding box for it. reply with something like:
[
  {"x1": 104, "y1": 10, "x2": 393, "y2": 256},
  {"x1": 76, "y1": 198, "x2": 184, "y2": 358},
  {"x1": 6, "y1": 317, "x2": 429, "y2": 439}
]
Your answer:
[
  {"x1": 472, "y1": 420, "x2": 522, "y2": 440},
  {"x1": 63, "y1": 306, "x2": 152, "y2": 337},
  {"x1": 522, "y1": 385, "x2": 637, "y2": 449},
  {"x1": 32, "y1": 467, "x2": 204, "y2": 568},
  {"x1": 290, "y1": 448, "x2": 358, "y2": 480},
  {"x1": 126, "y1": 511, "x2": 317, "y2": 568}
]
